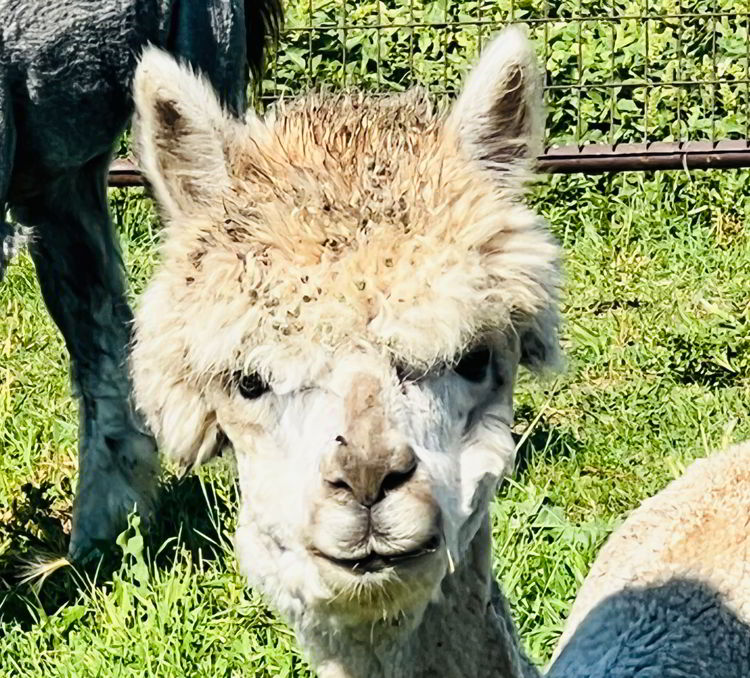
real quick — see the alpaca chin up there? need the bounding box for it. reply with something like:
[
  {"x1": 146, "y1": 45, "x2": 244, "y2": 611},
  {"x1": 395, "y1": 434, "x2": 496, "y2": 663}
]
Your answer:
[
  {"x1": 310, "y1": 546, "x2": 447, "y2": 623},
  {"x1": 233, "y1": 503, "x2": 447, "y2": 628}
]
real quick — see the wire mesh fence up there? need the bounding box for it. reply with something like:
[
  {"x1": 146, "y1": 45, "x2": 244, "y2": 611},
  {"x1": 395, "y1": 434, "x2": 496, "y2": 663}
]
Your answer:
[
  {"x1": 264, "y1": 0, "x2": 749, "y2": 147},
  {"x1": 110, "y1": 0, "x2": 750, "y2": 183}
]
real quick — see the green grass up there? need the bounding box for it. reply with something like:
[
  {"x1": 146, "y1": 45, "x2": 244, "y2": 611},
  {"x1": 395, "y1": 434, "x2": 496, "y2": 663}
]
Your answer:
[
  {"x1": 2, "y1": 169, "x2": 749, "y2": 676},
  {"x1": 3, "y1": 0, "x2": 749, "y2": 672}
]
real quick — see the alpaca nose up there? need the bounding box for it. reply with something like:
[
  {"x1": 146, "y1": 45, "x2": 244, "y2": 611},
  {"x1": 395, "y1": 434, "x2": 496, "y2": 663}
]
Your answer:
[{"x1": 322, "y1": 437, "x2": 418, "y2": 507}]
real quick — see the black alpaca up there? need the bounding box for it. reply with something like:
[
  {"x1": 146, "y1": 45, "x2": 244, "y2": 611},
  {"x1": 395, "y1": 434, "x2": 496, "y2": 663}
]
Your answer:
[{"x1": 0, "y1": 0, "x2": 281, "y2": 560}]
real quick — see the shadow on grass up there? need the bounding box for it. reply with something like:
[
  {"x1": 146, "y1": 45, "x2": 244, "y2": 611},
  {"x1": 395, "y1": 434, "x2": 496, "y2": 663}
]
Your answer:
[
  {"x1": 148, "y1": 470, "x2": 239, "y2": 565},
  {"x1": 0, "y1": 471, "x2": 237, "y2": 629},
  {"x1": 512, "y1": 405, "x2": 583, "y2": 477},
  {"x1": 0, "y1": 481, "x2": 71, "y2": 560}
]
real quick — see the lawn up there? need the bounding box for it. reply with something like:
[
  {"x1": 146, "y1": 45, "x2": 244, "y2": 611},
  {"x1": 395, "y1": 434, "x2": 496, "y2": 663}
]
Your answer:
[
  {"x1": 2, "y1": 167, "x2": 749, "y2": 676},
  {"x1": 2, "y1": 0, "x2": 750, "y2": 673}
]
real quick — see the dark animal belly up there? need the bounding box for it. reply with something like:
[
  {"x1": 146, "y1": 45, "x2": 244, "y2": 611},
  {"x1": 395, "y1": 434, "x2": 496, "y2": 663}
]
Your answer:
[{"x1": 3, "y1": 0, "x2": 166, "y2": 198}]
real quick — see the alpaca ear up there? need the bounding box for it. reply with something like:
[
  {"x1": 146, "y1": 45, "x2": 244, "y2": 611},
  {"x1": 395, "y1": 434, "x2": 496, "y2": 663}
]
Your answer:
[
  {"x1": 449, "y1": 26, "x2": 543, "y2": 178},
  {"x1": 132, "y1": 46, "x2": 233, "y2": 220}
]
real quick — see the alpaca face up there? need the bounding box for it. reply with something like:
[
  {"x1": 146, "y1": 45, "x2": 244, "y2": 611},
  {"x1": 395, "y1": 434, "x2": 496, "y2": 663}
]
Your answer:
[
  {"x1": 209, "y1": 337, "x2": 519, "y2": 622},
  {"x1": 131, "y1": 27, "x2": 559, "y2": 632}
]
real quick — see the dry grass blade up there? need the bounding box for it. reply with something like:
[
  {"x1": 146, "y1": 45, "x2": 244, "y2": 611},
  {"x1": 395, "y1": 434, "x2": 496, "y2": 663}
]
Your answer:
[{"x1": 16, "y1": 555, "x2": 71, "y2": 589}]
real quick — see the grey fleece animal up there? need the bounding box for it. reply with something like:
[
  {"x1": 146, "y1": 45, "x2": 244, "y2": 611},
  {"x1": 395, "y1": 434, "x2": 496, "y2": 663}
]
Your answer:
[
  {"x1": 0, "y1": 0, "x2": 280, "y2": 560},
  {"x1": 547, "y1": 579, "x2": 750, "y2": 678}
]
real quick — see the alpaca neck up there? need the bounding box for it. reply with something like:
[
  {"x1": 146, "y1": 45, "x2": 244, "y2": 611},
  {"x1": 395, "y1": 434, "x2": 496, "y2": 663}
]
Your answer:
[{"x1": 308, "y1": 518, "x2": 539, "y2": 678}]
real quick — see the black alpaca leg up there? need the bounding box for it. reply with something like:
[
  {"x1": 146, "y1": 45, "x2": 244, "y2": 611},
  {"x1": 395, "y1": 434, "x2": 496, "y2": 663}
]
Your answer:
[{"x1": 12, "y1": 155, "x2": 159, "y2": 561}]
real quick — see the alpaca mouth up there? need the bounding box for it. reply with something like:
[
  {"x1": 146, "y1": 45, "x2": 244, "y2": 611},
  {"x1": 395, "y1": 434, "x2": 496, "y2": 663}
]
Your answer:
[{"x1": 316, "y1": 536, "x2": 441, "y2": 574}]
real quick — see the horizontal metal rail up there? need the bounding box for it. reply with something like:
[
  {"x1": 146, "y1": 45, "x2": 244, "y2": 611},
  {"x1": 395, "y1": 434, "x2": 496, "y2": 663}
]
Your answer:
[
  {"x1": 540, "y1": 140, "x2": 750, "y2": 174},
  {"x1": 108, "y1": 140, "x2": 750, "y2": 186},
  {"x1": 109, "y1": 160, "x2": 145, "y2": 187}
]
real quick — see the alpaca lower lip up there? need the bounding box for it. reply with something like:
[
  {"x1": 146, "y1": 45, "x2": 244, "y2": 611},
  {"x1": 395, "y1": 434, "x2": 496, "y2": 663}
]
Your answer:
[{"x1": 317, "y1": 536, "x2": 441, "y2": 573}]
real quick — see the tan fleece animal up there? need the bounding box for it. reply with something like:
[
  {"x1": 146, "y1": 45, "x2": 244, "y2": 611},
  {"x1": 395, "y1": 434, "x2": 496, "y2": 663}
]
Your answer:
[
  {"x1": 131, "y1": 26, "x2": 558, "y2": 678},
  {"x1": 547, "y1": 441, "x2": 750, "y2": 678}
]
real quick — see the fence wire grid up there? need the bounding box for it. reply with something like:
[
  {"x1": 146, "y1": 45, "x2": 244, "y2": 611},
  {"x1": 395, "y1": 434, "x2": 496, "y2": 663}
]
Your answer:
[
  {"x1": 262, "y1": 0, "x2": 750, "y2": 168},
  {"x1": 110, "y1": 0, "x2": 750, "y2": 183}
]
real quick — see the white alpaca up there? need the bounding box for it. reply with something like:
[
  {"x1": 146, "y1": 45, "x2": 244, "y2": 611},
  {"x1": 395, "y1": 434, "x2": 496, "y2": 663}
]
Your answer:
[
  {"x1": 130, "y1": 26, "x2": 557, "y2": 678},
  {"x1": 128, "y1": 26, "x2": 750, "y2": 678}
]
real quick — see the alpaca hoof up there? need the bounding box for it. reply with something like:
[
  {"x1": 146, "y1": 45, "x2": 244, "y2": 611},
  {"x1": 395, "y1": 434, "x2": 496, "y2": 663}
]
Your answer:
[
  {"x1": 68, "y1": 432, "x2": 159, "y2": 563},
  {"x1": 67, "y1": 489, "x2": 155, "y2": 564},
  {"x1": 67, "y1": 534, "x2": 107, "y2": 565}
]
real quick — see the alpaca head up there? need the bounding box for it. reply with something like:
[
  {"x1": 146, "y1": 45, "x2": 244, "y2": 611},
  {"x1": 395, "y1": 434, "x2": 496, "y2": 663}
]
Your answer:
[{"x1": 131, "y1": 27, "x2": 559, "y2": 633}]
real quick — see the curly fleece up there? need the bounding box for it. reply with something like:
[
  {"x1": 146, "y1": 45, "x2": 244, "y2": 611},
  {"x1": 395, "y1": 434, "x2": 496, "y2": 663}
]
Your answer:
[{"x1": 130, "y1": 41, "x2": 560, "y2": 466}]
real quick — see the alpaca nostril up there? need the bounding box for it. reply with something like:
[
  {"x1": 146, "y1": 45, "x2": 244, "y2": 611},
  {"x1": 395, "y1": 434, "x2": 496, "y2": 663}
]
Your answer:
[
  {"x1": 375, "y1": 452, "x2": 418, "y2": 504},
  {"x1": 323, "y1": 441, "x2": 418, "y2": 506},
  {"x1": 379, "y1": 461, "x2": 417, "y2": 495}
]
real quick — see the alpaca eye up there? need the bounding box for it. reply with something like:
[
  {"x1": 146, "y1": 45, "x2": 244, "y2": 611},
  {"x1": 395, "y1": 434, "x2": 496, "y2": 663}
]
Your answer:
[
  {"x1": 234, "y1": 372, "x2": 270, "y2": 399},
  {"x1": 454, "y1": 346, "x2": 491, "y2": 383}
]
